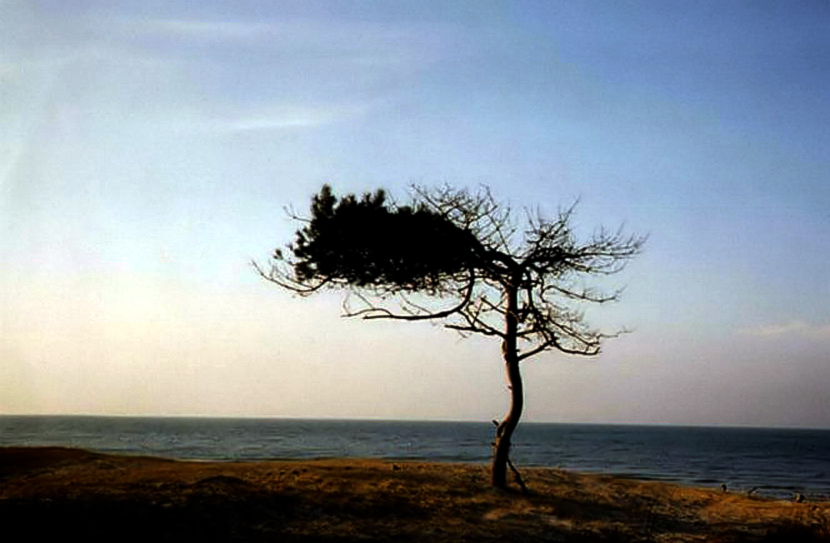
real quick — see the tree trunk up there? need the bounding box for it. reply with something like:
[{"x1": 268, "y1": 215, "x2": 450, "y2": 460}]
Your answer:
[
  {"x1": 491, "y1": 282, "x2": 523, "y2": 488},
  {"x1": 491, "y1": 356, "x2": 524, "y2": 488}
]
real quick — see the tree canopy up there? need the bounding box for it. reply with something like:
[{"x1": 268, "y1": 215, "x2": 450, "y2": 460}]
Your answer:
[
  {"x1": 282, "y1": 185, "x2": 477, "y2": 294},
  {"x1": 257, "y1": 184, "x2": 645, "y2": 488}
]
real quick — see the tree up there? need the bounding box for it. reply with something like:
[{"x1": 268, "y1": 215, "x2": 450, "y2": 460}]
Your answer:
[{"x1": 256, "y1": 184, "x2": 645, "y2": 489}]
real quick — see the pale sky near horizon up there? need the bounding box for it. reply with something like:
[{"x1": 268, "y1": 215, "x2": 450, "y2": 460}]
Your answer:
[{"x1": 2, "y1": 1, "x2": 829, "y2": 428}]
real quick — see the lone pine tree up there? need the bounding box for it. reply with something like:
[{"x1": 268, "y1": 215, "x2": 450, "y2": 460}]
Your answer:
[{"x1": 256, "y1": 184, "x2": 644, "y2": 489}]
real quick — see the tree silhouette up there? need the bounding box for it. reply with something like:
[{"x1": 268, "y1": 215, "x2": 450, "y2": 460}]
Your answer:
[{"x1": 256, "y1": 184, "x2": 645, "y2": 489}]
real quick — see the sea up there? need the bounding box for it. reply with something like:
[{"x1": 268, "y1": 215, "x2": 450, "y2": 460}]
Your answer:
[{"x1": 2, "y1": 416, "x2": 828, "y2": 501}]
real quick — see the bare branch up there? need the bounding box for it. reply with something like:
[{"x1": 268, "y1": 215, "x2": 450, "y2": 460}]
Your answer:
[
  {"x1": 341, "y1": 269, "x2": 477, "y2": 322},
  {"x1": 251, "y1": 259, "x2": 331, "y2": 295},
  {"x1": 445, "y1": 322, "x2": 505, "y2": 338},
  {"x1": 517, "y1": 342, "x2": 554, "y2": 362}
]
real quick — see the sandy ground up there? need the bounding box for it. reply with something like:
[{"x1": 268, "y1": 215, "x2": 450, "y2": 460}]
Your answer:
[{"x1": 1, "y1": 447, "x2": 828, "y2": 542}]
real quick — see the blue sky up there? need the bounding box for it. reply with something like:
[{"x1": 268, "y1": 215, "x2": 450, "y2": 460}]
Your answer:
[{"x1": 2, "y1": 0, "x2": 829, "y2": 427}]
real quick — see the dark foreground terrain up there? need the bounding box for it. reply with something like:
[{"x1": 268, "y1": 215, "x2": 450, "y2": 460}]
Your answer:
[{"x1": 1, "y1": 447, "x2": 827, "y2": 542}]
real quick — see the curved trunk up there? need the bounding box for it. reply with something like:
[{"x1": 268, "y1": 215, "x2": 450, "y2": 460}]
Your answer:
[
  {"x1": 491, "y1": 281, "x2": 523, "y2": 488},
  {"x1": 491, "y1": 355, "x2": 524, "y2": 488}
]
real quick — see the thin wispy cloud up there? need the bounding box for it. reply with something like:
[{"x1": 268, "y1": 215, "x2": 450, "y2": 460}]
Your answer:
[
  {"x1": 224, "y1": 115, "x2": 332, "y2": 132},
  {"x1": 743, "y1": 321, "x2": 830, "y2": 341},
  {"x1": 115, "y1": 16, "x2": 454, "y2": 66},
  {"x1": 165, "y1": 103, "x2": 366, "y2": 135},
  {"x1": 130, "y1": 18, "x2": 276, "y2": 42}
]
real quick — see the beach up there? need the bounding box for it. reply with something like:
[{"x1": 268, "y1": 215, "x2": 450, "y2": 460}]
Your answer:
[{"x1": 1, "y1": 447, "x2": 827, "y2": 542}]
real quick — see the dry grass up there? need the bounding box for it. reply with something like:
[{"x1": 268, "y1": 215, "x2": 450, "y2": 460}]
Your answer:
[{"x1": 1, "y1": 447, "x2": 827, "y2": 542}]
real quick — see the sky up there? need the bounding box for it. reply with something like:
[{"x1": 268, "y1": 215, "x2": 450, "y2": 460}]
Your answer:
[{"x1": 2, "y1": 0, "x2": 829, "y2": 428}]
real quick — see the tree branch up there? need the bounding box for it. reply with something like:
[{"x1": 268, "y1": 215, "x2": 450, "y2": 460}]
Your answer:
[
  {"x1": 251, "y1": 259, "x2": 332, "y2": 295},
  {"x1": 341, "y1": 269, "x2": 477, "y2": 322}
]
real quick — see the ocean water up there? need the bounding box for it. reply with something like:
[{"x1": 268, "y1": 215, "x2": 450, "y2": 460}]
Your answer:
[{"x1": 2, "y1": 416, "x2": 828, "y2": 501}]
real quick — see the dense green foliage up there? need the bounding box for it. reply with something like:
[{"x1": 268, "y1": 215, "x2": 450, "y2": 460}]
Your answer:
[{"x1": 285, "y1": 185, "x2": 477, "y2": 293}]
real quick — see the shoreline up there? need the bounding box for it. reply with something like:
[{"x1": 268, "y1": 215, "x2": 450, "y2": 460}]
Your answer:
[
  {"x1": 3, "y1": 442, "x2": 823, "y2": 501},
  {"x1": 5, "y1": 417, "x2": 827, "y2": 501},
  {"x1": 2, "y1": 446, "x2": 828, "y2": 541}
]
